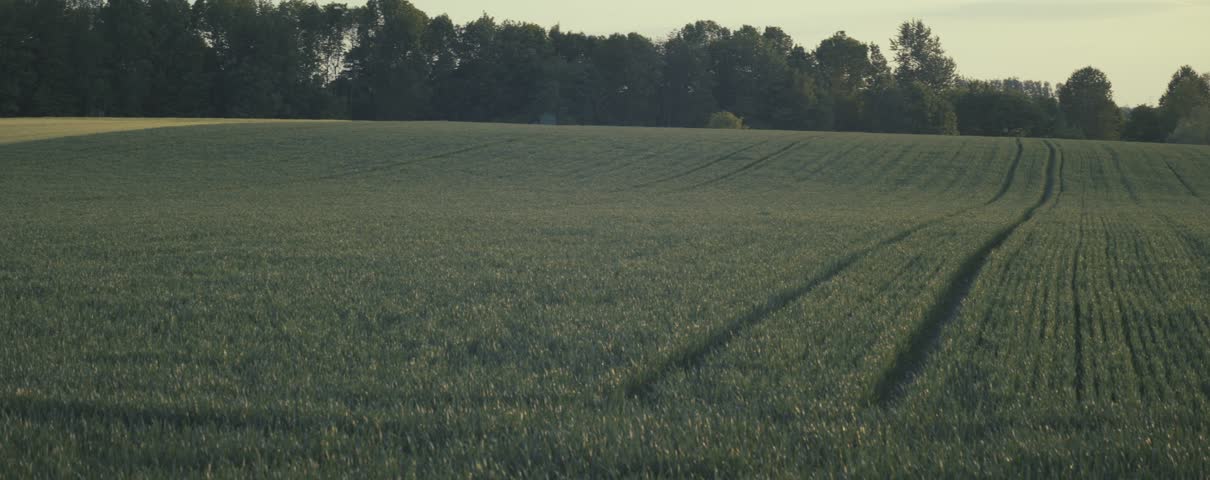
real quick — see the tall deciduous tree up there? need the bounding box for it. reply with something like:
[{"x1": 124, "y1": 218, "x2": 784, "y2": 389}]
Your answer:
[
  {"x1": 813, "y1": 31, "x2": 875, "y2": 131},
  {"x1": 0, "y1": 0, "x2": 37, "y2": 115},
  {"x1": 492, "y1": 21, "x2": 555, "y2": 122},
  {"x1": 661, "y1": 21, "x2": 724, "y2": 127},
  {"x1": 145, "y1": 0, "x2": 212, "y2": 116},
  {"x1": 346, "y1": 0, "x2": 430, "y2": 120},
  {"x1": 424, "y1": 14, "x2": 459, "y2": 119},
  {"x1": 1058, "y1": 66, "x2": 1122, "y2": 140},
  {"x1": 1159, "y1": 65, "x2": 1210, "y2": 135},
  {"x1": 545, "y1": 27, "x2": 600, "y2": 124},
  {"x1": 595, "y1": 32, "x2": 663, "y2": 125},
  {"x1": 889, "y1": 19, "x2": 956, "y2": 91},
  {"x1": 711, "y1": 25, "x2": 804, "y2": 128},
  {"x1": 100, "y1": 0, "x2": 154, "y2": 116}
]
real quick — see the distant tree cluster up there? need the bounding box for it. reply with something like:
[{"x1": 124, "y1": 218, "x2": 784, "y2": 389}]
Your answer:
[
  {"x1": 0, "y1": 0, "x2": 1205, "y2": 143},
  {"x1": 1122, "y1": 67, "x2": 1210, "y2": 144}
]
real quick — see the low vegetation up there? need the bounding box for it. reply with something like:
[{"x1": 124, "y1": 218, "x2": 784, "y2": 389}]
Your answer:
[
  {"x1": 1, "y1": 119, "x2": 1209, "y2": 476},
  {"x1": 706, "y1": 111, "x2": 745, "y2": 129}
]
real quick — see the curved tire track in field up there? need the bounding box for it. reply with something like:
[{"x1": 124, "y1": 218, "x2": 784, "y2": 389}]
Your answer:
[
  {"x1": 1106, "y1": 146, "x2": 1139, "y2": 203},
  {"x1": 685, "y1": 140, "x2": 807, "y2": 189},
  {"x1": 794, "y1": 142, "x2": 867, "y2": 181},
  {"x1": 629, "y1": 141, "x2": 766, "y2": 189},
  {"x1": 1103, "y1": 217, "x2": 1150, "y2": 401},
  {"x1": 871, "y1": 140, "x2": 1060, "y2": 406},
  {"x1": 1071, "y1": 213, "x2": 1087, "y2": 403},
  {"x1": 617, "y1": 142, "x2": 1040, "y2": 400},
  {"x1": 615, "y1": 215, "x2": 956, "y2": 399},
  {"x1": 1163, "y1": 159, "x2": 1200, "y2": 198},
  {"x1": 937, "y1": 140, "x2": 976, "y2": 194},
  {"x1": 985, "y1": 138, "x2": 1024, "y2": 205},
  {"x1": 576, "y1": 141, "x2": 697, "y2": 183},
  {"x1": 156, "y1": 139, "x2": 520, "y2": 197},
  {"x1": 314, "y1": 138, "x2": 519, "y2": 182}
]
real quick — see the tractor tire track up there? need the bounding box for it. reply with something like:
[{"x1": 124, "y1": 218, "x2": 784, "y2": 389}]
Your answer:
[
  {"x1": 614, "y1": 139, "x2": 1049, "y2": 401},
  {"x1": 1050, "y1": 145, "x2": 1068, "y2": 211},
  {"x1": 313, "y1": 138, "x2": 519, "y2": 182},
  {"x1": 615, "y1": 214, "x2": 954, "y2": 399},
  {"x1": 192, "y1": 139, "x2": 519, "y2": 196},
  {"x1": 872, "y1": 139, "x2": 1059, "y2": 406},
  {"x1": 794, "y1": 142, "x2": 867, "y2": 181},
  {"x1": 1103, "y1": 217, "x2": 1149, "y2": 401},
  {"x1": 1163, "y1": 159, "x2": 1200, "y2": 198},
  {"x1": 579, "y1": 141, "x2": 696, "y2": 183},
  {"x1": 937, "y1": 140, "x2": 976, "y2": 194},
  {"x1": 113, "y1": 139, "x2": 519, "y2": 198},
  {"x1": 629, "y1": 141, "x2": 766, "y2": 189},
  {"x1": 1071, "y1": 212, "x2": 1087, "y2": 403},
  {"x1": 616, "y1": 145, "x2": 1036, "y2": 399},
  {"x1": 985, "y1": 138, "x2": 1024, "y2": 205},
  {"x1": 1106, "y1": 145, "x2": 1139, "y2": 203},
  {"x1": 686, "y1": 141, "x2": 806, "y2": 189},
  {"x1": 855, "y1": 143, "x2": 921, "y2": 190}
]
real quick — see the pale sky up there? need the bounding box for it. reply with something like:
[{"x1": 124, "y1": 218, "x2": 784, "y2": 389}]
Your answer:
[{"x1": 405, "y1": 0, "x2": 1210, "y2": 106}]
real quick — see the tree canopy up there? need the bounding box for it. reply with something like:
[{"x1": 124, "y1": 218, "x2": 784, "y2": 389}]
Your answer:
[
  {"x1": 890, "y1": 19, "x2": 957, "y2": 91},
  {"x1": 0, "y1": 0, "x2": 1206, "y2": 144},
  {"x1": 1058, "y1": 67, "x2": 1122, "y2": 140}
]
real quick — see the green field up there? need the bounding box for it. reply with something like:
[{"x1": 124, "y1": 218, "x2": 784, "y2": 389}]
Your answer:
[{"x1": 2, "y1": 119, "x2": 1210, "y2": 477}]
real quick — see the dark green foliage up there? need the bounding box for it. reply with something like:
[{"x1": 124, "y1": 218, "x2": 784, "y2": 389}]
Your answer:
[
  {"x1": 1158, "y1": 66, "x2": 1210, "y2": 139},
  {"x1": 144, "y1": 0, "x2": 212, "y2": 116},
  {"x1": 1058, "y1": 66, "x2": 1123, "y2": 140},
  {"x1": 889, "y1": 19, "x2": 956, "y2": 91},
  {"x1": 660, "y1": 21, "x2": 723, "y2": 127},
  {"x1": 953, "y1": 81, "x2": 1051, "y2": 137},
  {"x1": 99, "y1": 0, "x2": 154, "y2": 116},
  {"x1": 863, "y1": 80, "x2": 957, "y2": 135},
  {"x1": 1122, "y1": 105, "x2": 1169, "y2": 142},
  {"x1": 436, "y1": 16, "x2": 560, "y2": 123},
  {"x1": 345, "y1": 0, "x2": 430, "y2": 120},
  {"x1": 592, "y1": 32, "x2": 663, "y2": 125},
  {"x1": 1168, "y1": 106, "x2": 1210, "y2": 144},
  {"x1": 707, "y1": 25, "x2": 819, "y2": 130},
  {"x1": 2, "y1": 1, "x2": 1206, "y2": 142},
  {"x1": 542, "y1": 27, "x2": 597, "y2": 125},
  {"x1": 9, "y1": 0, "x2": 104, "y2": 116},
  {"x1": 0, "y1": 0, "x2": 37, "y2": 115},
  {"x1": 813, "y1": 31, "x2": 876, "y2": 131}
]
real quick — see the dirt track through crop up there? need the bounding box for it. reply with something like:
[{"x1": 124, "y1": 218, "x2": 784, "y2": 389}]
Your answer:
[
  {"x1": 688, "y1": 140, "x2": 806, "y2": 188},
  {"x1": 630, "y1": 142, "x2": 766, "y2": 189},
  {"x1": 620, "y1": 142, "x2": 1042, "y2": 400},
  {"x1": 871, "y1": 140, "x2": 1059, "y2": 405},
  {"x1": 986, "y1": 139, "x2": 1024, "y2": 205}
]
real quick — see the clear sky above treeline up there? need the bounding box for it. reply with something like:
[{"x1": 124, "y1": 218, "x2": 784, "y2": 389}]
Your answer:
[{"x1": 405, "y1": 0, "x2": 1208, "y2": 107}]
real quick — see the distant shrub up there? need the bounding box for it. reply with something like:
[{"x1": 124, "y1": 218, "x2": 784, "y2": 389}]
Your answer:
[
  {"x1": 706, "y1": 111, "x2": 746, "y2": 129},
  {"x1": 1168, "y1": 106, "x2": 1210, "y2": 145}
]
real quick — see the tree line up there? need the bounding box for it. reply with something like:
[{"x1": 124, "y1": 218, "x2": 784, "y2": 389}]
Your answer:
[{"x1": 2, "y1": 0, "x2": 1207, "y2": 144}]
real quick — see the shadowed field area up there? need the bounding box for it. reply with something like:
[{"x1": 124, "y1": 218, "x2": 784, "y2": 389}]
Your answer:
[{"x1": 2, "y1": 120, "x2": 1210, "y2": 476}]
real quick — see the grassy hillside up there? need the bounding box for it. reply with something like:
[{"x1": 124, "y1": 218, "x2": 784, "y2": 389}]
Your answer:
[{"x1": 2, "y1": 120, "x2": 1209, "y2": 476}]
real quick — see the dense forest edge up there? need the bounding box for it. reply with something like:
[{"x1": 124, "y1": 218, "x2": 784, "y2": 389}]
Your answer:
[{"x1": 1, "y1": 0, "x2": 1208, "y2": 144}]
